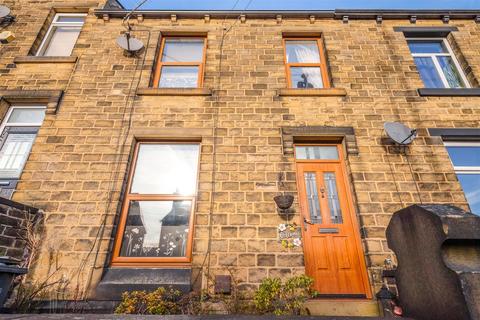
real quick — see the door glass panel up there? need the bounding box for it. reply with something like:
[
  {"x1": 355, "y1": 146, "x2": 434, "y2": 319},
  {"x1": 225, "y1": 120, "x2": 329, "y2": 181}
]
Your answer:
[
  {"x1": 120, "y1": 200, "x2": 192, "y2": 257},
  {"x1": 130, "y1": 144, "x2": 199, "y2": 195},
  {"x1": 304, "y1": 172, "x2": 321, "y2": 223},
  {"x1": 324, "y1": 172, "x2": 343, "y2": 224},
  {"x1": 0, "y1": 133, "x2": 36, "y2": 178},
  {"x1": 296, "y1": 146, "x2": 339, "y2": 160}
]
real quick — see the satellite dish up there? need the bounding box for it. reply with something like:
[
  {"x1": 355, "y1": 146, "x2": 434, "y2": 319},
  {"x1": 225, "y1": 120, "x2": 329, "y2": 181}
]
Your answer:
[
  {"x1": 0, "y1": 5, "x2": 11, "y2": 18},
  {"x1": 384, "y1": 122, "x2": 417, "y2": 145},
  {"x1": 116, "y1": 33, "x2": 144, "y2": 53}
]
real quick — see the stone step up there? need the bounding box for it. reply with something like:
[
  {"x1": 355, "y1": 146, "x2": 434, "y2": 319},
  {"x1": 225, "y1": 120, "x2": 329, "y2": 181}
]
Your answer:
[
  {"x1": 94, "y1": 267, "x2": 191, "y2": 301},
  {"x1": 305, "y1": 299, "x2": 380, "y2": 317}
]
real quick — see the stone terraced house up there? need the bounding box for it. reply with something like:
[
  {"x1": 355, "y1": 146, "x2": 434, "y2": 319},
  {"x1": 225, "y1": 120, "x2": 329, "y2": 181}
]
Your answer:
[{"x1": 0, "y1": 0, "x2": 480, "y2": 315}]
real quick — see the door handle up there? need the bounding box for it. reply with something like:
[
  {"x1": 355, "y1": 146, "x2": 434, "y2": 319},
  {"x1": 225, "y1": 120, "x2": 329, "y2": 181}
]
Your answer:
[
  {"x1": 303, "y1": 217, "x2": 314, "y2": 231},
  {"x1": 304, "y1": 217, "x2": 314, "y2": 225}
]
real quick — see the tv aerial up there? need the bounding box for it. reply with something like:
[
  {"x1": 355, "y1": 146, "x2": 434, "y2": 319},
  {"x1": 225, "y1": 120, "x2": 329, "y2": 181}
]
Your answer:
[
  {"x1": 115, "y1": 0, "x2": 148, "y2": 55},
  {"x1": 384, "y1": 122, "x2": 417, "y2": 145}
]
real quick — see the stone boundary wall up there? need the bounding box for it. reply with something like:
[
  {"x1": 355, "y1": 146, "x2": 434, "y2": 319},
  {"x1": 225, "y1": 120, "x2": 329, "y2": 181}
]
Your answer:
[{"x1": 0, "y1": 197, "x2": 39, "y2": 261}]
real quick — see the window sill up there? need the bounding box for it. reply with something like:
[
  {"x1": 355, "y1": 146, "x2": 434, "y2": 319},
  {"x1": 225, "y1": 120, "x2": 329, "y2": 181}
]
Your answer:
[
  {"x1": 278, "y1": 88, "x2": 347, "y2": 97},
  {"x1": 13, "y1": 56, "x2": 78, "y2": 64},
  {"x1": 418, "y1": 88, "x2": 480, "y2": 97},
  {"x1": 136, "y1": 88, "x2": 212, "y2": 96}
]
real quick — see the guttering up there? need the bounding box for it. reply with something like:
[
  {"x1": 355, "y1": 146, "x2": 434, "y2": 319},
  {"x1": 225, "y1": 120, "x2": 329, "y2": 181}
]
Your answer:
[
  {"x1": 334, "y1": 9, "x2": 480, "y2": 20},
  {"x1": 94, "y1": 9, "x2": 334, "y2": 19},
  {"x1": 93, "y1": 8, "x2": 480, "y2": 20}
]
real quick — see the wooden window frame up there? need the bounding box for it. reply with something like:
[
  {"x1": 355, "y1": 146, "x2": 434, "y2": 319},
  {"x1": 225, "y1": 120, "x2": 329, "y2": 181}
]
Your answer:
[
  {"x1": 152, "y1": 36, "x2": 207, "y2": 88},
  {"x1": 111, "y1": 141, "x2": 201, "y2": 266},
  {"x1": 283, "y1": 37, "x2": 330, "y2": 89}
]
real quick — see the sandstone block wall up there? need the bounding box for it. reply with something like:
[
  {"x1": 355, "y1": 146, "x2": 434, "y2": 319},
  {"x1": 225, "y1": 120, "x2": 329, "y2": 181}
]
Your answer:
[{"x1": 2, "y1": 0, "x2": 479, "y2": 297}]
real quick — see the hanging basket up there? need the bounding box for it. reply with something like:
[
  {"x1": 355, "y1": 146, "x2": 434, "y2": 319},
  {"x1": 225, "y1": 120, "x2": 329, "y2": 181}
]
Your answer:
[{"x1": 274, "y1": 194, "x2": 294, "y2": 210}]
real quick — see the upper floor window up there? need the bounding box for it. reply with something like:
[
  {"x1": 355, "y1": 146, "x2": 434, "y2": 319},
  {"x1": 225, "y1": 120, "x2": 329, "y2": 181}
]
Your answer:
[
  {"x1": 445, "y1": 141, "x2": 480, "y2": 215},
  {"x1": 0, "y1": 106, "x2": 46, "y2": 198},
  {"x1": 407, "y1": 38, "x2": 469, "y2": 89},
  {"x1": 283, "y1": 38, "x2": 330, "y2": 89},
  {"x1": 112, "y1": 142, "x2": 200, "y2": 264},
  {"x1": 153, "y1": 37, "x2": 206, "y2": 88},
  {"x1": 36, "y1": 13, "x2": 86, "y2": 57}
]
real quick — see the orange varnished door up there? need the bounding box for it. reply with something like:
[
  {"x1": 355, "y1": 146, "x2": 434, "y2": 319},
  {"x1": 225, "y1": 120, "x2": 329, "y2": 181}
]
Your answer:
[{"x1": 295, "y1": 144, "x2": 371, "y2": 297}]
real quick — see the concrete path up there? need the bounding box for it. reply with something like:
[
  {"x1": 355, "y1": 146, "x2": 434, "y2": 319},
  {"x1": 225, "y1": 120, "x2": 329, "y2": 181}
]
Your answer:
[{"x1": 0, "y1": 315, "x2": 391, "y2": 320}]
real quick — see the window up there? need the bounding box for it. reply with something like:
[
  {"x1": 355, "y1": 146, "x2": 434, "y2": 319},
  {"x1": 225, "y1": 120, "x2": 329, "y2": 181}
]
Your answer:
[
  {"x1": 295, "y1": 145, "x2": 339, "y2": 160},
  {"x1": 153, "y1": 37, "x2": 206, "y2": 88},
  {"x1": 0, "y1": 106, "x2": 46, "y2": 198},
  {"x1": 36, "y1": 13, "x2": 86, "y2": 57},
  {"x1": 283, "y1": 38, "x2": 330, "y2": 89},
  {"x1": 407, "y1": 38, "x2": 469, "y2": 88},
  {"x1": 112, "y1": 142, "x2": 200, "y2": 264},
  {"x1": 445, "y1": 142, "x2": 480, "y2": 215}
]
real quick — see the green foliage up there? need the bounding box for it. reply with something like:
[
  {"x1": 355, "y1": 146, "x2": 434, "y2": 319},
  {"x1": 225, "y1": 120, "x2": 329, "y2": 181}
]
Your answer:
[
  {"x1": 115, "y1": 287, "x2": 181, "y2": 315},
  {"x1": 253, "y1": 275, "x2": 314, "y2": 315}
]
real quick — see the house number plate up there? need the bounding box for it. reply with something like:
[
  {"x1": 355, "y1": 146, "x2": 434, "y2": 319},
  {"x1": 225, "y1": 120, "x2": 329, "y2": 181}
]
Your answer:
[{"x1": 319, "y1": 228, "x2": 339, "y2": 234}]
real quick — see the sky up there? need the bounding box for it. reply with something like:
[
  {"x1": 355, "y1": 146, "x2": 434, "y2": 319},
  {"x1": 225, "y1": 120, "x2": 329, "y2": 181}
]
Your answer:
[{"x1": 117, "y1": 0, "x2": 480, "y2": 10}]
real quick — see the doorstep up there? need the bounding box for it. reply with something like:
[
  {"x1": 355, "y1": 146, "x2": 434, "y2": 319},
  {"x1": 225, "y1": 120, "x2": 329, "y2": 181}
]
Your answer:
[{"x1": 304, "y1": 299, "x2": 380, "y2": 317}]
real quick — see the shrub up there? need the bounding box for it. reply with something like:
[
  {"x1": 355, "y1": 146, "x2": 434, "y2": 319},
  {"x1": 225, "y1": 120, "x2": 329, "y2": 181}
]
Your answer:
[
  {"x1": 115, "y1": 287, "x2": 181, "y2": 315},
  {"x1": 253, "y1": 275, "x2": 314, "y2": 315}
]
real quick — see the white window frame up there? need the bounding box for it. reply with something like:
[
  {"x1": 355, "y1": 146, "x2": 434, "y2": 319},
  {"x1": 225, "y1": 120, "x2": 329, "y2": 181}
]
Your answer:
[
  {"x1": 0, "y1": 105, "x2": 46, "y2": 187},
  {"x1": 36, "y1": 13, "x2": 87, "y2": 57},
  {"x1": 0, "y1": 106, "x2": 47, "y2": 132},
  {"x1": 444, "y1": 141, "x2": 480, "y2": 174},
  {"x1": 407, "y1": 37, "x2": 471, "y2": 89}
]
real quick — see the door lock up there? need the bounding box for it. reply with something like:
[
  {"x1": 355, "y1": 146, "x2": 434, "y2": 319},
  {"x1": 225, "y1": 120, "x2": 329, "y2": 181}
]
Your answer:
[{"x1": 320, "y1": 187, "x2": 325, "y2": 198}]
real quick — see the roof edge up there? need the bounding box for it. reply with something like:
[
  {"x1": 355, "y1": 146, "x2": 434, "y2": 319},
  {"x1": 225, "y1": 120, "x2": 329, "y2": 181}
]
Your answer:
[{"x1": 93, "y1": 8, "x2": 480, "y2": 20}]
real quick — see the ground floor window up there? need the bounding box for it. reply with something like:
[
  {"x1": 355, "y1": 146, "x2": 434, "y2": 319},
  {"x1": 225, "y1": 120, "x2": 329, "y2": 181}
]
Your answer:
[
  {"x1": 112, "y1": 142, "x2": 200, "y2": 265},
  {"x1": 0, "y1": 106, "x2": 46, "y2": 198},
  {"x1": 444, "y1": 141, "x2": 480, "y2": 215}
]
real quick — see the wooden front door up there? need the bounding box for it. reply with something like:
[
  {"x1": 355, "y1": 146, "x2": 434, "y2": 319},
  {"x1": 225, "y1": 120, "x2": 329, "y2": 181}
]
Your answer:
[{"x1": 295, "y1": 144, "x2": 371, "y2": 297}]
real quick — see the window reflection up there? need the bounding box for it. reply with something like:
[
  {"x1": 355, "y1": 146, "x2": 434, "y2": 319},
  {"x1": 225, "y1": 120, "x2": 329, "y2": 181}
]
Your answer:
[
  {"x1": 156, "y1": 37, "x2": 205, "y2": 88},
  {"x1": 284, "y1": 38, "x2": 327, "y2": 89},
  {"x1": 116, "y1": 143, "x2": 200, "y2": 261},
  {"x1": 120, "y1": 200, "x2": 192, "y2": 257},
  {"x1": 131, "y1": 144, "x2": 199, "y2": 195},
  {"x1": 407, "y1": 39, "x2": 467, "y2": 88},
  {"x1": 290, "y1": 67, "x2": 323, "y2": 88},
  {"x1": 445, "y1": 143, "x2": 480, "y2": 215}
]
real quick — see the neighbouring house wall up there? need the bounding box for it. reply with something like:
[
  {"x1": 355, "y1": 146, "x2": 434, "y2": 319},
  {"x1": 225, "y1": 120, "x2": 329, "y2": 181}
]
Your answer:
[
  {"x1": 0, "y1": 197, "x2": 39, "y2": 261},
  {"x1": 2, "y1": 0, "x2": 480, "y2": 299}
]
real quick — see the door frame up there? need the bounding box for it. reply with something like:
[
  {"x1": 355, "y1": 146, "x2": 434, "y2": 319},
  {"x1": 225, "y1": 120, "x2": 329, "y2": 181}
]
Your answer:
[{"x1": 294, "y1": 142, "x2": 372, "y2": 299}]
